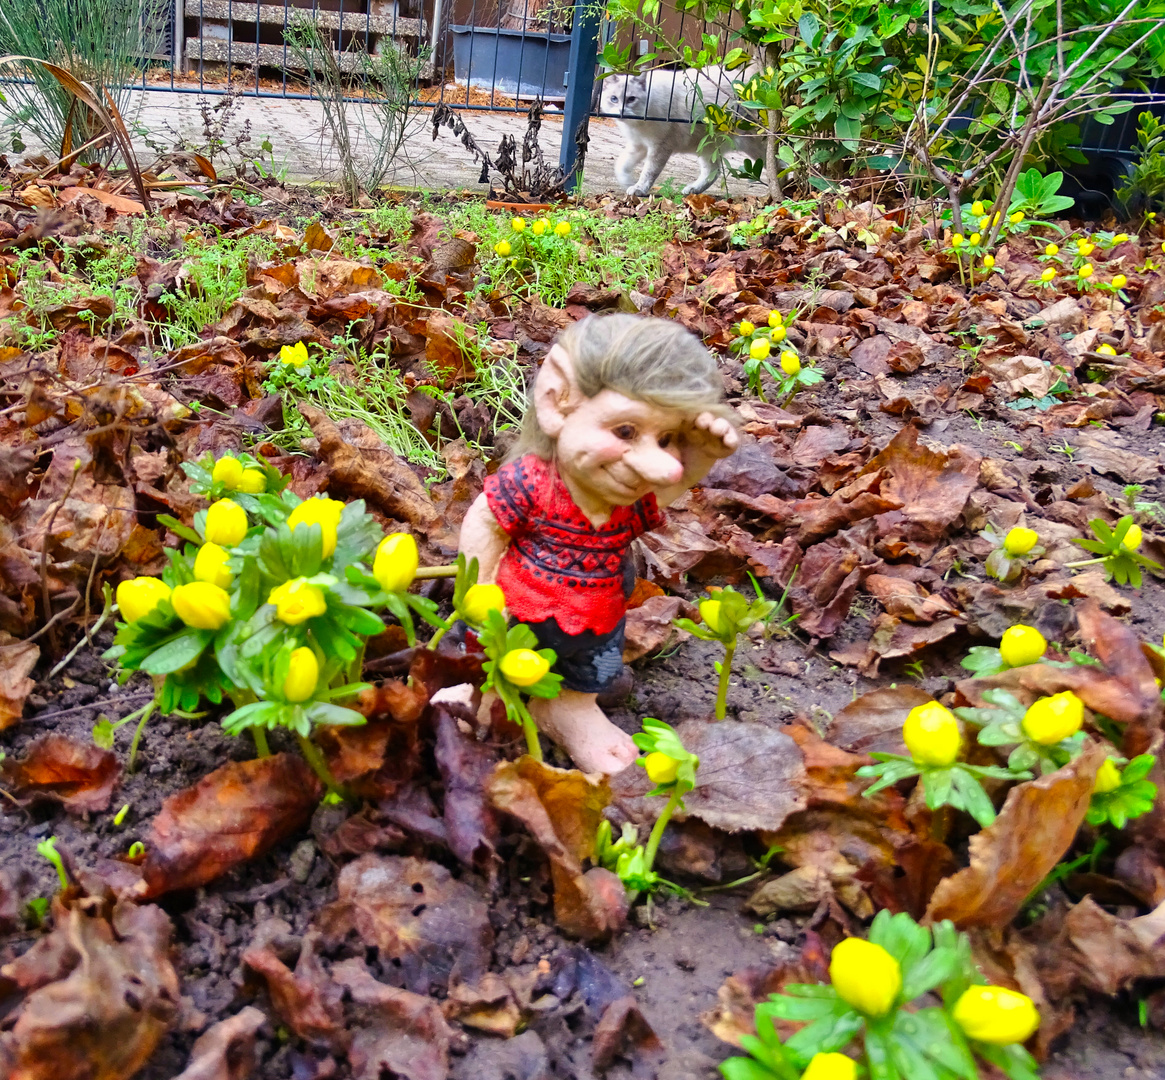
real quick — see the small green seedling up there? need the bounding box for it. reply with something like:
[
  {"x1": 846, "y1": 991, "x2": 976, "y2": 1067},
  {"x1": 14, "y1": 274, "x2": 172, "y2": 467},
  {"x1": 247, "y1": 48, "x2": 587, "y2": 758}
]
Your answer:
[
  {"x1": 37, "y1": 836, "x2": 68, "y2": 892},
  {"x1": 127, "y1": 841, "x2": 146, "y2": 859},
  {"x1": 1087, "y1": 755, "x2": 1158, "y2": 829},
  {"x1": 1066, "y1": 515, "x2": 1163, "y2": 587},
  {"x1": 478, "y1": 609, "x2": 562, "y2": 761},
  {"x1": 113, "y1": 803, "x2": 130, "y2": 827},
  {"x1": 674, "y1": 582, "x2": 778, "y2": 720},
  {"x1": 25, "y1": 896, "x2": 50, "y2": 927}
]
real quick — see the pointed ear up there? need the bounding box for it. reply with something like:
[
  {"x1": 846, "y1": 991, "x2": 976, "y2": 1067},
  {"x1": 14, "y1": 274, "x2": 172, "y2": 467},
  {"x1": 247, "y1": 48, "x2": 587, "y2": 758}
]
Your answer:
[{"x1": 533, "y1": 344, "x2": 580, "y2": 440}]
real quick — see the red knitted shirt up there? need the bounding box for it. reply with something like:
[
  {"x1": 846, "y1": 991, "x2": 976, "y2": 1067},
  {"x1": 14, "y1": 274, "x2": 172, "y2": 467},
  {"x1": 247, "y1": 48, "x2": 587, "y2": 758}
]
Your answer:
[{"x1": 484, "y1": 454, "x2": 664, "y2": 636}]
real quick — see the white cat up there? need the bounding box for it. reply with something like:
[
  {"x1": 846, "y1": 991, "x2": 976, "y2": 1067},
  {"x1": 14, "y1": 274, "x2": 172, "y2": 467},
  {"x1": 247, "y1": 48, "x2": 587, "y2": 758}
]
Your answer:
[{"x1": 596, "y1": 66, "x2": 766, "y2": 197}]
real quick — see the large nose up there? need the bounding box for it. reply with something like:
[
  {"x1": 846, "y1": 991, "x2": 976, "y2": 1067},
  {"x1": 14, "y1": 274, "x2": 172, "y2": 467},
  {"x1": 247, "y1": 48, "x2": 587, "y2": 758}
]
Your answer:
[{"x1": 624, "y1": 442, "x2": 684, "y2": 487}]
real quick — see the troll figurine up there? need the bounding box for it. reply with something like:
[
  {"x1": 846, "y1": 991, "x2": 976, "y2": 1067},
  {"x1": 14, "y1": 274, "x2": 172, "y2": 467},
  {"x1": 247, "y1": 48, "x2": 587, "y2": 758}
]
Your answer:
[{"x1": 459, "y1": 314, "x2": 738, "y2": 774}]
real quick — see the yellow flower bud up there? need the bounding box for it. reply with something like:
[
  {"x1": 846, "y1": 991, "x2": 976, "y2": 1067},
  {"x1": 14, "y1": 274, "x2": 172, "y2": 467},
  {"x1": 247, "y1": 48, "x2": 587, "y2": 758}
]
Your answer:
[
  {"x1": 983, "y1": 254, "x2": 995, "y2": 269},
  {"x1": 1079, "y1": 263, "x2": 1094, "y2": 278},
  {"x1": 739, "y1": 320, "x2": 756, "y2": 337},
  {"x1": 1003, "y1": 526, "x2": 1038, "y2": 556},
  {"x1": 1111, "y1": 274, "x2": 1128, "y2": 290},
  {"x1": 554, "y1": 221, "x2": 572, "y2": 237},
  {"x1": 1010, "y1": 211, "x2": 1024, "y2": 224},
  {"x1": 993, "y1": 211, "x2": 1002, "y2": 225},
  {"x1": 971, "y1": 201, "x2": 985, "y2": 216},
  {"x1": 511, "y1": 217, "x2": 526, "y2": 232},
  {"x1": 749, "y1": 338, "x2": 771, "y2": 361},
  {"x1": 768, "y1": 310, "x2": 783, "y2": 328},
  {"x1": 283, "y1": 646, "x2": 319, "y2": 703},
  {"x1": 212, "y1": 456, "x2": 244, "y2": 489},
  {"x1": 288, "y1": 497, "x2": 344, "y2": 559},
  {"x1": 495, "y1": 240, "x2": 512, "y2": 257},
  {"x1": 116, "y1": 577, "x2": 171, "y2": 624},
  {"x1": 204, "y1": 498, "x2": 249, "y2": 547},
  {"x1": 969, "y1": 233, "x2": 981, "y2": 246},
  {"x1": 280, "y1": 341, "x2": 310, "y2": 367},
  {"x1": 952, "y1": 986, "x2": 1040, "y2": 1046},
  {"x1": 1041, "y1": 268, "x2": 1056, "y2": 282},
  {"x1": 1094, "y1": 757, "x2": 1122, "y2": 794},
  {"x1": 1000, "y1": 624, "x2": 1047, "y2": 668},
  {"x1": 1123, "y1": 523, "x2": 1143, "y2": 551},
  {"x1": 171, "y1": 581, "x2": 232, "y2": 630},
  {"x1": 236, "y1": 467, "x2": 267, "y2": 494},
  {"x1": 531, "y1": 219, "x2": 547, "y2": 236},
  {"x1": 780, "y1": 351, "x2": 801, "y2": 375},
  {"x1": 829, "y1": 937, "x2": 901, "y2": 1017},
  {"x1": 1045, "y1": 243, "x2": 1059, "y2": 256},
  {"x1": 644, "y1": 751, "x2": 680, "y2": 785},
  {"x1": 268, "y1": 577, "x2": 327, "y2": 625},
  {"x1": 499, "y1": 648, "x2": 550, "y2": 687},
  {"x1": 951, "y1": 233, "x2": 965, "y2": 247},
  {"x1": 699, "y1": 599, "x2": 722, "y2": 634},
  {"x1": 193, "y1": 542, "x2": 233, "y2": 589},
  {"x1": 374, "y1": 532, "x2": 419, "y2": 593},
  {"x1": 1096, "y1": 343, "x2": 1117, "y2": 356},
  {"x1": 801, "y1": 1053, "x2": 858, "y2": 1080},
  {"x1": 1022, "y1": 691, "x2": 1084, "y2": 745},
  {"x1": 979, "y1": 216, "x2": 990, "y2": 230},
  {"x1": 770, "y1": 325, "x2": 787, "y2": 342},
  {"x1": 1079, "y1": 241, "x2": 1095, "y2": 256},
  {"x1": 902, "y1": 701, "x2": 961, "y2": 766},
  {"x1": 1113, "y1": 233, "x2": 1129, "y2": 244},
  {"x1": 461, "y1": 582, "x2": 506, "y2": 624}
]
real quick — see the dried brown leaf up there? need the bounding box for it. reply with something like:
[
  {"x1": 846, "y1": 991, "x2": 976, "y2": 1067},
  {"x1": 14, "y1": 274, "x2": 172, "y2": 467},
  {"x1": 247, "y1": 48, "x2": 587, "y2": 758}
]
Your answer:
[
  {"x1": 0, "y1": 634, "x2": 37, "y2": 727},
  {"x1": 171, "y1": 1007, "x2": 266, "y2": 1080},
  {"x1": 826, "y1": 686, "x2": 932, "y2": 755},
  {"x1": 1, "y1": 733, "x2": 118, "y2": 813}
]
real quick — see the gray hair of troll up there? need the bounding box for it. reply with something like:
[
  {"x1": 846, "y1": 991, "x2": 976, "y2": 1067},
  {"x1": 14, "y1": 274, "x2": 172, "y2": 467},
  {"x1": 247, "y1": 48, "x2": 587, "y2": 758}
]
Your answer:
[{"x1": 510, "y1": 314, "x2": 736, "y2": 461}]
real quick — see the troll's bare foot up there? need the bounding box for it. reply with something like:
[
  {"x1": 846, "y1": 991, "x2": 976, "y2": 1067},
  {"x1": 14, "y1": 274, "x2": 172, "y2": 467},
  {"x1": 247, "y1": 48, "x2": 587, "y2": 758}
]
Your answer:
[{"x1": 529, "y1": 690, "x2": 638, "y2": 776}]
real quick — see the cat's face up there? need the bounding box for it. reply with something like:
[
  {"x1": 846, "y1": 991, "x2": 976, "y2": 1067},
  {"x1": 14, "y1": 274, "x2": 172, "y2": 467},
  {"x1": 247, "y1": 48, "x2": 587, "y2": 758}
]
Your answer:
[{"x1": 598, "y1": 75, "x2": 647, "y2": 118}]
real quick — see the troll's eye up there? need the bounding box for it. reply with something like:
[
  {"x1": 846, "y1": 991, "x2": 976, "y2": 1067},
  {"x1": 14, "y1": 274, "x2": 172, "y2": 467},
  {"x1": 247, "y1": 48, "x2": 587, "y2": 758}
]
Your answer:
[
  {"x1": 613, "y1": 424, "x2": 636, "y2": 441},
  {"x1": 658, "y1": 433, "x2": 674, "y2": 449}
]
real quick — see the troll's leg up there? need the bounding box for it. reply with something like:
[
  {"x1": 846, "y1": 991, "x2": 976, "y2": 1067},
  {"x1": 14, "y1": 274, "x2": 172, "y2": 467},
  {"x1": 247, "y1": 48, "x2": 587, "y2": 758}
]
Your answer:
[{"x1": 529, "y1": 690, "x2": 638, "y2": 776}]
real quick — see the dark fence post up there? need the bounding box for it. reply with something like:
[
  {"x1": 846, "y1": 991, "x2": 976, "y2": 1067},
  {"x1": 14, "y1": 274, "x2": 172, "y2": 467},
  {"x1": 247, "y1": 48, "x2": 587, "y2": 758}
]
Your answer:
[{"x1": 559, "y1": 0, "x2": 600, "y2": 189}]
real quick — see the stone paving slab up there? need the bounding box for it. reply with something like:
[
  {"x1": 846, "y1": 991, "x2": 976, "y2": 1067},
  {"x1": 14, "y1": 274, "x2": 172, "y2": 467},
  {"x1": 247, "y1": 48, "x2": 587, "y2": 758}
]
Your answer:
[{"x1": 20, "y1": 88, "x2": 770, "y2": 199}]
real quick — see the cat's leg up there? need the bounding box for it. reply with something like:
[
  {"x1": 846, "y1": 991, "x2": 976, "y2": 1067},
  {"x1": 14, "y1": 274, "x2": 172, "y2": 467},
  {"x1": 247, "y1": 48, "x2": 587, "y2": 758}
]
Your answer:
[
  {"x1": 682, "y1": 148, "x2": 721, "y2": 195},
  {"x1": 614, "y1": 139, "x2": 646, "y2": 189},
  {"x1": 627, "y1": 144, "x2": 674, "y2": 197}
]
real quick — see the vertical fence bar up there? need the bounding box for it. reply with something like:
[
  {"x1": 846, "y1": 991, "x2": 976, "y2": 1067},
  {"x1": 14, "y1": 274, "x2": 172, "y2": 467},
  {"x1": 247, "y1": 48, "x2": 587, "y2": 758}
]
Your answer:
[{"x1": 559, "y1": 0, "x2": 599, "y2": 186}]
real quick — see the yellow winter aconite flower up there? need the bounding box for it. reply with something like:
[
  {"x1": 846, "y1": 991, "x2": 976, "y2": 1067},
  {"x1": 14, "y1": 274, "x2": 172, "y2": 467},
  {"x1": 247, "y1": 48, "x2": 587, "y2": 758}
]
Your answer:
[
  {"x1": 1045, "y1": 243, "x2": 1059, "y2": 256},
  {"x1": 116, "y1": 577, "x2": 171, "y2": 623},
  {"x1": 1123, "y1": 523, "x2": 1143, "y2": 551},
  {"x1": 237, "y1": 468, "x2": 267, "y2": 494},
  {"x1": 1000, "y1": 624, "x2": 1046, "y2": 668},
  {"x1": 1111, "y1": 274, "x2": 1128, "y2": 290},
  {"x1": 1079, "y1": 263, "x2": 1094, "y2": 278},
  {"x1": 739, "y1": 320, "x2": 756, "y2": 337},
  {"x1": 511, "y1": 217, "x2": 526, "y2": 232},
  {"x1": 969, "y1": 232, "x2": 981, "y2": 246},
  {"x1": 951, "y1": 233, "x2": 965, "y2": 247},
  {"x1": 531, "y1": 218, "x2": 547, "y2": 236},
  {"x1": 269, "y1": 578, "x2": 327, "y2": 625},
  {"x1": 1004, "y1": 526, "x2": 1038, "y2": 556},
  {"x1": 212, "y1": 455, "x2": 244, "y2": 488},
  {"x1": 1113, "y1": 233, "x2": 1129, "y2": 244},
  {"x1": 1094, "y1": 757, "x2": 1122, "y2": 794},
  {"x1": 280, "y1": 341, "x2": 310, "y2": 367},
  {"x1": 770, "y1": 325, "x2": 788, "y2": 342},
  {"x1": 768, "y1": 309, "x2": 783, "y2": 328},
  {"x1": 1022, "y1": 691, "x2": 1084, "y2": 745},
  {"x1": 461, "y1": 582, "x2": 506, "y2": 624},
  {"x1": 979, "y1": 215, "x2": 990, "y2": 230},
  {"x1": 698, "y1": 599, "x2": 722, "y2": 634},
  {"x1": 500, "y1": 648, "x2": 550, "y2": 686},
  {"x1": 193, "y1": 542, "x2": 233, "y2": 590},
  {"x1": 1041, "y1": 268, "x2": 1056, "y2": 282},
  {"x1": 780, "y1": 351, "x2": 801, "y2": 375},
  {"x1": 952, "y1": 986, "x2": 1040, "y2": 1046},
  {"x1": 283, "y1": 646, "x2": 319, "y2": 703},
  {"x1": 171, "y1": 581, "x2": 232, "y2": 630},
  {"x1": 749, "y1": 338, "x2": 771, "y2": 361},
  {"x1": 902, "y1": 701, "x2": 961, "y2": 766},
  {"x1": 992, "y1": 211, "x2": 1002, "y2": 225},
  {"x1": 204, "y1": 498, "x2": 249, "y2": 547},
  {"x1": 829, "y1": 937, "x2": 901, "y2": 1017},
  {"x1": 554, "y1": 221, "x2": 571, "y2": 237},
  {"x1": 374, "y1": 532, "x2": 419, "y2": 593},
  {"x1": 801, "y1": 1053, "x2": 858, "y2": 1080},
  {"x1": 1010, "y1": 211, "x2": 1024, "y2": 224},
  {"x1": 1096, "y1": 343, "x2": 1117, "y2": 356},
  {"x1": 971, "y1": 200, "x2": 985, "y2": 216},
  {"x1": 644, "y1": 751, "x2": 680, "y2": 785},
  {"x1": 494, "y1": 240, "x2": 512, "y2": 257},
  {"x1": 288, "y1": 497, "x2": 345, "y2": 558},
  {"x1": 982, "y1": 254, "x2": 995, "y2": 269}
]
